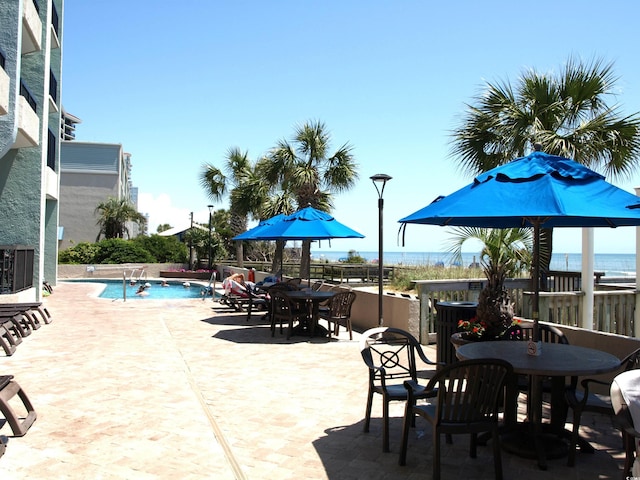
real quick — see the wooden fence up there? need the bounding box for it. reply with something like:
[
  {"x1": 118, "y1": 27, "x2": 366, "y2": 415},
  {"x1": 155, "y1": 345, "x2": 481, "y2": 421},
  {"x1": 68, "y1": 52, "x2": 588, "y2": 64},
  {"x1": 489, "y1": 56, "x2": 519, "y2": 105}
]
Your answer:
[{"x1": 415, "y1": 278, "x2": 636, "y2": 339}]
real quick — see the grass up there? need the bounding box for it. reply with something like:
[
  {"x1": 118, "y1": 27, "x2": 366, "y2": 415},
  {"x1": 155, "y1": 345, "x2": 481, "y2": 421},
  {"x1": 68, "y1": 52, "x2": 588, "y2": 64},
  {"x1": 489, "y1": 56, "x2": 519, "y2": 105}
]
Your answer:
[{"x1": 390, "y1": 265, "x2": 485, "y2": 292}]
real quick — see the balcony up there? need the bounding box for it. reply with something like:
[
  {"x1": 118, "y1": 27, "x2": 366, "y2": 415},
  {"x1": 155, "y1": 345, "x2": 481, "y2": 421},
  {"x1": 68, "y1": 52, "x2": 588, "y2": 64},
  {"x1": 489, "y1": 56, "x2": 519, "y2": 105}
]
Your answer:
[
  {"x1": 50, "y1": 3, "x2": 60, "y2": 49},
  {"x1": 21, "y1": 0, "x2": 42, "y2": 55},
  {"x1": 13, "y1": 95, "x2": 40, "y2": 148}
]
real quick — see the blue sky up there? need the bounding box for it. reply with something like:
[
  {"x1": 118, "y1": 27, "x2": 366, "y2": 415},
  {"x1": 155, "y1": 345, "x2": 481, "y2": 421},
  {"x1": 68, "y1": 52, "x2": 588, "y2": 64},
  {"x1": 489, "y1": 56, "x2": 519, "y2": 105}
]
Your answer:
[{"x1": 62, "y1": 0, "x2": 640, "y2": 254}]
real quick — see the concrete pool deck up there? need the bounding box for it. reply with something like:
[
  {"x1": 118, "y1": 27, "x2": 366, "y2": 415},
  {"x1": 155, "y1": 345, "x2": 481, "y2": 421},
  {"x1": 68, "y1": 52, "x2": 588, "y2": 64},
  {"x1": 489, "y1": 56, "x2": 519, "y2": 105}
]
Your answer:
[{"x1": 0, "y1": 281, "x2": 629, "y2": 479}]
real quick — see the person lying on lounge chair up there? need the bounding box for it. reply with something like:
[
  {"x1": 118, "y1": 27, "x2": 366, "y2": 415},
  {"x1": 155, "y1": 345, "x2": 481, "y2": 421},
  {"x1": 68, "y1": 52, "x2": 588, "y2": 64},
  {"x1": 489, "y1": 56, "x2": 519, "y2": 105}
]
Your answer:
[{"x1": 222, "y1": 274, "x2": 249, "y2": 298}]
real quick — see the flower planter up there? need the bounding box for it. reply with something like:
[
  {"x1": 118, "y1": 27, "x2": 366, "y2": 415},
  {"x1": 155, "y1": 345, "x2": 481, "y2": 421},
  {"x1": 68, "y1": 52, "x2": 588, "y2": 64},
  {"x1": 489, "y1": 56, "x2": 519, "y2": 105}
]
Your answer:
[
  {"x1": 450, "y1": 331, "x2": 477, "y2": 353},
  {"x1": 159, "y1": 271, "x2": 212, "y2": 280}
]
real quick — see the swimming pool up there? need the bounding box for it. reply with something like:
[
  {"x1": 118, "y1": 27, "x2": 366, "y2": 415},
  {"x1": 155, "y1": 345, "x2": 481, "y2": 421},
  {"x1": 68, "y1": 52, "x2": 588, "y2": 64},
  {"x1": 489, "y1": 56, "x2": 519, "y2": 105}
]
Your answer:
[{"x1": 65, "y1": 279, "x2": 212, "y2": 300}]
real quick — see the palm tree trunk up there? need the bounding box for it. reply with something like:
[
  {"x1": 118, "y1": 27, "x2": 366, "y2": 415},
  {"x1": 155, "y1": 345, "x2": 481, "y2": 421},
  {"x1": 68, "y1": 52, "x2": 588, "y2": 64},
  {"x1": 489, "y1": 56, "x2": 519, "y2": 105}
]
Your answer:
[
  {"x1": 300, "y1": 240, "x2": 311, "y2": 280},
  {"x1": 271, "y1": 240, "x2": 285, "y2": 277},
  {"x1": 235, "y1": 241, "x2": 244, "y2": 268}
]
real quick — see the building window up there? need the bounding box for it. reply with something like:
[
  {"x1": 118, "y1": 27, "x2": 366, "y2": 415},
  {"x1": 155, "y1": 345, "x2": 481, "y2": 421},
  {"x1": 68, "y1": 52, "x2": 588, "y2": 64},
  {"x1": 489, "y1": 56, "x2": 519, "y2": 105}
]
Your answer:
[
  {"x1": 47, "y1": 129, "x2": 56, "y2": 170},
  {"x1": 49, "y1": 71, "x2": 57, "y2": 103},
  {"x1": 19, "y1": 80, "x2": 37, "y2": 113},
  {"x1": 51, "y1": 3, "x2": 60, "y2": 37}
]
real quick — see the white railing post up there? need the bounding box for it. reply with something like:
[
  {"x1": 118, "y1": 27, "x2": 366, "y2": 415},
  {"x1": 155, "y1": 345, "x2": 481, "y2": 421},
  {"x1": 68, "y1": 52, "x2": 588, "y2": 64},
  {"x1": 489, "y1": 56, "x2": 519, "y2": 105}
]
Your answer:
[{"x1": 581, "y1": 228, "x2": 594, "y2": 330}]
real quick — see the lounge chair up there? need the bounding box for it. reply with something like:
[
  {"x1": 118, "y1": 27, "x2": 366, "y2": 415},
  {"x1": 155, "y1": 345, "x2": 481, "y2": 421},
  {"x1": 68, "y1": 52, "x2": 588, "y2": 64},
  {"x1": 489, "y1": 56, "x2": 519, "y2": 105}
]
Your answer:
[
  {"x1": 0, "y1": 302, "x2": 52, "y2": 325},
  {"x1": 219, "y1": 278, "x2": 267, "y2": 315},
  {"x1": 0, "y1": 375, "x2": 36, "y2": 436}
]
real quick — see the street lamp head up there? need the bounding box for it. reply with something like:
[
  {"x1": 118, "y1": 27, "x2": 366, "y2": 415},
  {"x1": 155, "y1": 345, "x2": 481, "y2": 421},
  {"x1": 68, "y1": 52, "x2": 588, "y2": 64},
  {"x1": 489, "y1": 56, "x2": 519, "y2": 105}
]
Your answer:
[
  {"x1": 207, "y1": 204, "x2": 214, "y2": 213},
  {"x1": 370, "y1": 173, "x2": 392, "y2": 198}
]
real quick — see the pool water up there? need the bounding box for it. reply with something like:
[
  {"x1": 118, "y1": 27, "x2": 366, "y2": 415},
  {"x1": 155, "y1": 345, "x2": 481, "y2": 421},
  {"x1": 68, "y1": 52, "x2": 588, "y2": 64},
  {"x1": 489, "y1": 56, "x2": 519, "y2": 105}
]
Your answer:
[{"x1": 66, "y1": 279, "x2": 212, "y2": 300}]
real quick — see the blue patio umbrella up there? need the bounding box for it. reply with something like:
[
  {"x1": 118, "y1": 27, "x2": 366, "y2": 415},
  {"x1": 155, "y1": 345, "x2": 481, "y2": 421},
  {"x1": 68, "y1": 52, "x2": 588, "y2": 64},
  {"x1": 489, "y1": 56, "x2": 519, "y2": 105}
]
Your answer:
[
  {"x1": 234, "y1": 206, "x2": 364, "y2": 282},
  {"x1": 251, "y1": 205, "x2": 365, "y2": 241},
  {"x1": 233, "y1": 214, "x2": 287, "y2": 240},
  {"x1": 399, "y1": 150, "x2": 640, "y2": 340}
]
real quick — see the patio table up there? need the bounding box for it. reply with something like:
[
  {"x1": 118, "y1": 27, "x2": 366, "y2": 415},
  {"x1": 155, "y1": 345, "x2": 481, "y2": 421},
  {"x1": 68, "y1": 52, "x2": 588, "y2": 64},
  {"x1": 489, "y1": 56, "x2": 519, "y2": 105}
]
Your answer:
[
  {"x1": 284, "y1": 290, "x2": 335, "y2": 337},
  {"x1": 456, "y1": 340, "x2": 620, "y2": 470}
]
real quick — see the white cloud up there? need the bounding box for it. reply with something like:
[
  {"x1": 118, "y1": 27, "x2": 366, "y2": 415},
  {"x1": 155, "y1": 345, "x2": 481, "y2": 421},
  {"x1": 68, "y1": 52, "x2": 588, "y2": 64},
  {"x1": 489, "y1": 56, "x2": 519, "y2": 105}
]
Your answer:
[{"x1": 138, "y1": 193, "x2": 194, "y2": 234}]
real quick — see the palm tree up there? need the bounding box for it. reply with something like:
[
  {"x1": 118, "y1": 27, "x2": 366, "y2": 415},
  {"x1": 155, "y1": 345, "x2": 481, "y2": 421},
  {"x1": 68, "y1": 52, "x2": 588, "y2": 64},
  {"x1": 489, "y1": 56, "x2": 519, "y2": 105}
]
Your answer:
[
  {"x1": 263, "y1": 120, "x2": 358, "y2": 278},
  {"x1": 200, "y1": 147, "x2": 268, "y2": 267},
  {"x1": 255, "y1": 187, "x2": 297, "y2": 275},
  {"x1": 450, "y1": 56, "x2": 640, "y2": 277},
  {"x1": 447, "y1": 227, "x2": 533, "y2": 338},
  {"x1": 95, "y1": 197, "x2": 146, "y2": 240}
]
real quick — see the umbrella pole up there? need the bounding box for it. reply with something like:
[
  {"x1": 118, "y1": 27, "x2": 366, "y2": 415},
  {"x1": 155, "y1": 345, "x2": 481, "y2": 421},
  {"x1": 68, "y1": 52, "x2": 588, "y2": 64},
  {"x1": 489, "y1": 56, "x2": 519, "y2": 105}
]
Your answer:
[{"x1": 532, "y1": 221, "x2": 540, "y2": 342}]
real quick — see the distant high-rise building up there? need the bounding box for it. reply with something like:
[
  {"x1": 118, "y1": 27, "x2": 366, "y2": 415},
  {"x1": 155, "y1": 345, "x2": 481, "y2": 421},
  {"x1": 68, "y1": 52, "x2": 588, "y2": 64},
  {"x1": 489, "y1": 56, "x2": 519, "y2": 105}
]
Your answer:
[{"x1": 59, "y1": 142, "x2": 138, "y2": 249}]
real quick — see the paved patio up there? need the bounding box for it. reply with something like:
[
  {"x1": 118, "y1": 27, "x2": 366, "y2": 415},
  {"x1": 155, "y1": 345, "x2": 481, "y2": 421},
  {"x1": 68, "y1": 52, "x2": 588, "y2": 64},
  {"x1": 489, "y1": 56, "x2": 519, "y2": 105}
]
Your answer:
[{"x1": 0, "y1": 281, "x2": 629, "y2": 479}]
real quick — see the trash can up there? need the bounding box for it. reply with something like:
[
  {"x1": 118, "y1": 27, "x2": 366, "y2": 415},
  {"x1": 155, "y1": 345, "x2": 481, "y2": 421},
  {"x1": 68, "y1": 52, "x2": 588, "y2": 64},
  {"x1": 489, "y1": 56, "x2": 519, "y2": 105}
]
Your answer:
[{"x1": 435, "y1": 301, "x2": 478, "y2": 366}]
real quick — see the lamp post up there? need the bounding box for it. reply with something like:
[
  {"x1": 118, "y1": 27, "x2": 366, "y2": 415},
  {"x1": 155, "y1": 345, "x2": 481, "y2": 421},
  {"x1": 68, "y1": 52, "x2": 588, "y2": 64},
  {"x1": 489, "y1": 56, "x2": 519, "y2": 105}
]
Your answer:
[
  {"x1": 207, "y1": 205, "x2": 214, "y2": 270},
  {"x1": 189, "y1": 211, "x2": 194, "y2": 269},
  {"x1": 371, "y1": 174, "x2": 392, "y2": 326}
]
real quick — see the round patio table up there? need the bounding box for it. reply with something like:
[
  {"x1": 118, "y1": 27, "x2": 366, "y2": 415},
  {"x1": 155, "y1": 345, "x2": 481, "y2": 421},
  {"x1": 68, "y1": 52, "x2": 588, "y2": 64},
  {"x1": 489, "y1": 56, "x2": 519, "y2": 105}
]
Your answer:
[
  {"x1": 456, "y1": 341, "x2": 621, "y2": 470},
  {"x1": 284, "y1": 290, "x2": 335, "y2": 337}
]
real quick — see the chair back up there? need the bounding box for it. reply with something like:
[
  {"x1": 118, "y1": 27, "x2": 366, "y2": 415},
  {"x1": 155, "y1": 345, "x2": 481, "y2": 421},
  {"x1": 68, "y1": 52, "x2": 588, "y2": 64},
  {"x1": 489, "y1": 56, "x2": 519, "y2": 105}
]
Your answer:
[
  {"x1": 503, "y1": 323, "x2": 568, "y2": 344},
  {"x1": 270, "y1": 291, "x2": 296, "y2": 316},
  {"x1": 310, "y1": 280, "x2": 324, "y2": 291},
  {"x1": 428, "y1": 358, "x2": 513, "y2": 425},
  {"x1": 360, "y1": 327, "x2": 426, "y2": 387},
  {"x1": 621, "y1": 348, "x2": 640, "y2": 371},
  {"x1": 328, "y1": 291, "x2": 356, "y2": 319}
]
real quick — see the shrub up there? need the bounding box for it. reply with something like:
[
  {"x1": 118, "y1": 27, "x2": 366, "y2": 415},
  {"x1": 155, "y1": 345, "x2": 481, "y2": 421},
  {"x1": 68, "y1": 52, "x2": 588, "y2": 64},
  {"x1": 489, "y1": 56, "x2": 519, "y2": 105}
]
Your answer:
[
  {"x1": 344, "y1": 249, "x2": 367, "y2": 264},
  {"x1": 58, "y1": 242, "x2": 100, "y2": 264},
  {"x1": 133, "y1": 235, "x2": 188, "y2": 263}
]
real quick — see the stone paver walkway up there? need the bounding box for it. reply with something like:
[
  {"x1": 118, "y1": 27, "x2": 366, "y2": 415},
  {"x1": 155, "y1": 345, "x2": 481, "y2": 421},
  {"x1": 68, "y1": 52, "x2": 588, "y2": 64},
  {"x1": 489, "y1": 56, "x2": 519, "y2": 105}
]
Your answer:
[{"x1": 0, "y1": 281, "x2": 628, "y2": 479}]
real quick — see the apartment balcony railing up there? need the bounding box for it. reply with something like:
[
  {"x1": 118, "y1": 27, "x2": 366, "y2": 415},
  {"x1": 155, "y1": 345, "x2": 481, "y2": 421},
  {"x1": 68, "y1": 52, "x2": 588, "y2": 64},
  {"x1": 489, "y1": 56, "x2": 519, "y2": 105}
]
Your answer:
[
  {"x1": 22, "y1": 0, "x2": 42, "y2": 54},
  {"x1": 0, "y1": 246, "x2": 34, "y2": 294}
]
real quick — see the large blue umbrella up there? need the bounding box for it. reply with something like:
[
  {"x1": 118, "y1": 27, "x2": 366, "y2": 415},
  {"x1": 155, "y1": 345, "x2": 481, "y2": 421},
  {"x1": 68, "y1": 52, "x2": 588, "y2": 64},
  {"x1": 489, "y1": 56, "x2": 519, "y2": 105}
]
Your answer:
[
  {"x1": 248, "y1": 205, "x2": 364, "y2": 241},
  {"x1": 233, "y1": 214, "x2": 287, "y2": 240},
  {"x1": 399, "y1": 150, "x2": 640, "y2": 340},
  {"x1": 233, "y1": 206, "x2": 364, "y2": 280}
]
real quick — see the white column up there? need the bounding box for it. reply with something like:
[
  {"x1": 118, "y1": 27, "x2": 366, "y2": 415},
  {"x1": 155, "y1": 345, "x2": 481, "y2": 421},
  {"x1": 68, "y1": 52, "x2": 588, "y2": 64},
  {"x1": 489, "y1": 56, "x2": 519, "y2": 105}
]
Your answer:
[
  {"x1": 635, "y1": 187, "x2": 640, "y2": 338},
  {"x1": 582, "y1": 228, "x2": 594, "y2": 330}
]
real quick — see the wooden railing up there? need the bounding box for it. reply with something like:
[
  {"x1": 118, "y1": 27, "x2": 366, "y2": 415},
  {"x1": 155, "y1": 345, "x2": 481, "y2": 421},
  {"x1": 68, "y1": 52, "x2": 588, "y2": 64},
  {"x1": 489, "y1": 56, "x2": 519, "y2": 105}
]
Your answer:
[
  {"x1": 521, "y1": 289, "x2": 636, "y2": 336},
  {"x1": 416, "y1": 278, "x2": 637, "y2": 338},
  {"x1": 238, "y1": 261, "x2": 396, "y2": 284}
]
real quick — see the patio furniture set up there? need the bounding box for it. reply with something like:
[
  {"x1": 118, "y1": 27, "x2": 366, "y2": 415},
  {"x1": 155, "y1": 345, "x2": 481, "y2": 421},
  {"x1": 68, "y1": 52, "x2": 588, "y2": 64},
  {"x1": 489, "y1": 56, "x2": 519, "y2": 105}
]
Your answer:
[
  {"x1": 218, "y1": 275, "x2": 357, "y2": 340},
  {"x1": 0, "y1": 303, "x2": 44, "y2": 459},
  {"x1": 360, "y1": 326, "x2": 640, "y2": 480}
]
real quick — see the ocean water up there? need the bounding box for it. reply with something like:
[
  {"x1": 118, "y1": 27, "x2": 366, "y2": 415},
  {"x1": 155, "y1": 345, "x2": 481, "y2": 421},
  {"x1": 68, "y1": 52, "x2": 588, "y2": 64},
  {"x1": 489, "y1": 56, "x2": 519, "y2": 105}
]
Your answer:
[{"x1": 311, "y1": 251, "x2": 637, "y2": 278}]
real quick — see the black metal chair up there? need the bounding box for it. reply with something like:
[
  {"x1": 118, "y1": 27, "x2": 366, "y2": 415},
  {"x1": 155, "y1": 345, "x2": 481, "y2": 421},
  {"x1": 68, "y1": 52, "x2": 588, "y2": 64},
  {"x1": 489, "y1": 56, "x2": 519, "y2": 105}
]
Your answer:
[
  {"x1": 269, "y1": 290, "x2": 306, "y2": 339},
  {"x1": 244, "y1": 285, "x2": 269, "y2": 321},
  {"x1": 318, "y1": 291, "x2": 357, "y2": 339},
  {"x1": 399, "y1": 358, "x2": 513, "y2": 480},
  {"x1": 360, "y1": 327, "x2": 440, "y2": 452},
  {"x1": 565, "y1": 347, "x2": 640, "y2": 467}
]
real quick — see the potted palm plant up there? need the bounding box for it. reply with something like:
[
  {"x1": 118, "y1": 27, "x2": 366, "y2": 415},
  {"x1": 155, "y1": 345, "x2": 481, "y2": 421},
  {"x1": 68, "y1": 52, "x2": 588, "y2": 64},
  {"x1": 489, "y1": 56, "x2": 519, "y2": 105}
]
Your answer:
[{"x1": 448, "y1": 227, "x2": 532, "y2": 341}]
